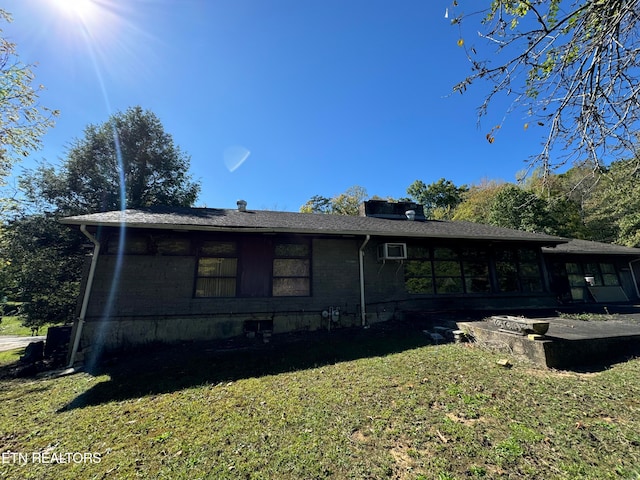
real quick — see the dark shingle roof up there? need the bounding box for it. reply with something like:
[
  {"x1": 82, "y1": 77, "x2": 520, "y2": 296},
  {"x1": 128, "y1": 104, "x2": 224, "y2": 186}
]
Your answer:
[
  {"x1": 60, "y1": 206, "x2": 565, "y2": 244},
  {"x1": 542, "y1": 238, "x2": 640, "y2": 256}
]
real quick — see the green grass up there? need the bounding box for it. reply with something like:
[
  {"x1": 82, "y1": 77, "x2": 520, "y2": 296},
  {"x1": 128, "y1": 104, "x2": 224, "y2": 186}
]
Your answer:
[
  {"x1": 563, "y1": 312, "x2": 618, "y2": 322},
  {"x1": 0, "y1": 327, "x2": 639, "y2": 479},
  {"x1": 0, "y1": 347, "x2": 24, "y2": 366},
  {"x1": 0, "y1": 316, "x2": 36, "y2": 336}
]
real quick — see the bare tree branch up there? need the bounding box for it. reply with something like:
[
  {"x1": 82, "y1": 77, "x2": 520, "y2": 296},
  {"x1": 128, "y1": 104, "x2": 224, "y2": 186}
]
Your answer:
[{"x1": 451, "y1": 0, "x2": 640, "y2": 178}]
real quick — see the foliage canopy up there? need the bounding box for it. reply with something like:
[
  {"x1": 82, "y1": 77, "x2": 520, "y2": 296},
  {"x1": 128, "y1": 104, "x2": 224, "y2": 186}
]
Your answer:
[
  {"x1": 22, "y1": 106, "x2": 200, "y2": 215},
  {"x1": 406, "y1": 178, "x2": 468, "y2": 219},
  {"x1": 0, "y1": 9, "x2": 57, "y2": 183},
  {"x1": 1, "y1": 214, "x2": 84, "y2": 328},
  {"x1": 451, "y1": 0, "x2": 640, "y2": 175},
  {"x1": 299, "y1": 186, "x2": 368, "y2": 215},
  {"x1": 4, "y1": 107, "x2": 201, "y2": 328}
]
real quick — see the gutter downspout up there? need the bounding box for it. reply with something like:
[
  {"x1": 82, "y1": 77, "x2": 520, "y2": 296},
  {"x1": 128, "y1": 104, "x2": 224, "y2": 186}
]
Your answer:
[
  {"x1": 67, "y1": 224, "x2": 100, "y2": 368},
  {"x1": 359, "y1": 235, "x2": 370, "y2": 327},
  {"x1": 629, "y1": 259, "x2": 640, "y2": 299}
]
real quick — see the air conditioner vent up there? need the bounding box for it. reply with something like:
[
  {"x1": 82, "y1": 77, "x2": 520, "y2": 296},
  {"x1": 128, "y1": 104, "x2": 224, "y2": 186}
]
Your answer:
[{"x1": 377, "y1": 243, "x2": 407, "y2": 261}]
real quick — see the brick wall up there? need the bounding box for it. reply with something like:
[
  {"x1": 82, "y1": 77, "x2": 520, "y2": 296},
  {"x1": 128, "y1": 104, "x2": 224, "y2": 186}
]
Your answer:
[{"x1": 80, "y1": 234, "x2": 364, "y2": 351}]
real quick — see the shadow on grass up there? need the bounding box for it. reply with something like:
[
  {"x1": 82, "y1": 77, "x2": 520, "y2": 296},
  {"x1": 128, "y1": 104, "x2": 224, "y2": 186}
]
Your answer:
[{"x1": 59, "y1": 322, "x2": 436, "y2": 412}]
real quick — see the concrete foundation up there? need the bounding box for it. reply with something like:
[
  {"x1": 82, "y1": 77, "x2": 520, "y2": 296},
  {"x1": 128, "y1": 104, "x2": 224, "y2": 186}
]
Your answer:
[
  {"x1": 458, "y1": 317, "x2": 640, "y2": 369},
  {"x1": 75, "y1": 311, "x2": 365, "y2": 358}
]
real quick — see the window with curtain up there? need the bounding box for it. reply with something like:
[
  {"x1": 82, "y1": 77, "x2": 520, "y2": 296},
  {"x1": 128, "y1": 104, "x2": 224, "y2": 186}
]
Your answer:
[{"x1": 194, "y1": 241, "x2": 238, "y2": 297}]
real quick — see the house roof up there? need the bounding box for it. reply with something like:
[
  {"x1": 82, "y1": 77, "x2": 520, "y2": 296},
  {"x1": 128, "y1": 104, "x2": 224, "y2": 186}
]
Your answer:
[
  {"x1": 60, "y1": 206, "x2": 566, "y2": 244},
  {"x1": 542, "y1": 238, "x2": 640, "y2": 256}
]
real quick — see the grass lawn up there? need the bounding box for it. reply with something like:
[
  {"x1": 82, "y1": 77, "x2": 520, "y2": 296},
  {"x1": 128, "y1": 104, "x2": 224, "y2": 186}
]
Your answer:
[
  {"x1": 0, "y1": 316, "x2": 35, "y2": 337},
  {"x1": 0, "y1": 315, "x2": 36, "y2": 369},
  {"x1": 0, "y1": 347, "x2": 24, "y2": 366},
  {"x1": 0, "y1": 325, "x2": 639, "y2": 479}
]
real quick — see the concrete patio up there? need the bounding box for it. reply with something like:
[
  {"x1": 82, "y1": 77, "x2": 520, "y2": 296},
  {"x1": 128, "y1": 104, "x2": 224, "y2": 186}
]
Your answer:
[{"x1": 458, "y1": 315, "x2": 640, "y2": 369}]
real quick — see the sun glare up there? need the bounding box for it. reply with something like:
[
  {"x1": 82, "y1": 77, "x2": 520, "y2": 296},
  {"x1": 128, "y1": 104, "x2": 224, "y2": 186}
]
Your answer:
[
  {"x1": 50, "y1": 0, "x2": 97, "y2": 20},
  {"x1": 42, "y1": 0, "x2": 162, "y2": 99}
]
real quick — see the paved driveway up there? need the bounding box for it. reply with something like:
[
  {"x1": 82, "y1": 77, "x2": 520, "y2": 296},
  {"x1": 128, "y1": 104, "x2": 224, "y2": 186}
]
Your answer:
[{"x1": 0, "y1": 335, "x2": 46, "y2": 352}]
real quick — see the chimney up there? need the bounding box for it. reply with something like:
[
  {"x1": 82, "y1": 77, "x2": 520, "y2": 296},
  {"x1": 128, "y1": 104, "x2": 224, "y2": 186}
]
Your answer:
[
  {"x1": 359, "y1": 200, "x2": 425, "y2": 220},
  {"x1": 237, "y1": 199, "x2": 247, "y2": 212}
]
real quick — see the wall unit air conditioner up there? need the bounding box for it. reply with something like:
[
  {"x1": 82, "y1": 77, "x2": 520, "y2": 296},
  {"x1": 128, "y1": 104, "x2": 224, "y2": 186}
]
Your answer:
[{"x1": 377, "y1": 243, "x2": 407, "y2": 261}]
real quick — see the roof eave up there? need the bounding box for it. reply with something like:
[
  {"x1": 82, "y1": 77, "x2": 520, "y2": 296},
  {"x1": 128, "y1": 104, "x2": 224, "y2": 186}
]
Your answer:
[
  {"x1": 542, "y1": 248, "x2": 640, "y2": 256},
  {"x1": 60, "y1": 219, "x2": 565, "y2": 245}
]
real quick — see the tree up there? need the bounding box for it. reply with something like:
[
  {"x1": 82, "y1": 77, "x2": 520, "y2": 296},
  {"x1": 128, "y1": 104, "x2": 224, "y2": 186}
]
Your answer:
[
  {"x1": 519, "y1": 166, "x2": 599, "y2": 239},
  {"x1": 0, "y1": 9, "x2": 57, "y2": 183},
  {"x1": 485, "y1": 182, "x2": 589, "y2": 237},
  {"x1": 22, "y1": 106, "x2": 200, "y2": 214},
  {"x1": 406, "y1": 178, "x2": 468, "y2": 219},
  {"x1": 1, "y1": 214, "x2": 84, "y2": 328},
  {"x1": 299, "y1": 195, "x2": 333, "y2": 214},
  {"x1": 6, "y1": 106, "x2": 201, "y2": 329},
  {"x1": 487, "y1": 185, "x2": 550, "y2": 232},
  {"x1": 331, "y1": 186, "x2": 369, "y2": 216},
  {"x1": 451, "y1": 1, "x2": 640, "y2": 175},
  {"x1": 544, "y1": 194, "x2": 591, "y2": 239},
  {"x1": 554, "y1": 165, "x2": 601, "y2": 221},
  {"x1": 300, "y1": 186, "x2": 368, "y2": 215},
  {"x1": 586, "y1": 157, "x2": 640, "y2": 246},
  {"x1": 452, "y1": 180, "x2": 506, "y2": 223}
]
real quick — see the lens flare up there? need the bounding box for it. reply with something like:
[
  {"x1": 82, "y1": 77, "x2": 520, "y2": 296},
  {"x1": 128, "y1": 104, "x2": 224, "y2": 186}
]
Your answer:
[
  {"x1": 45, "y1": 0, "x2": 133, "y2": 368},
  {"x1": 224, "y1": 146, "x2": 251, "y2": 172},
  {"x1": 41, "y1": 0, "x2": 166, "y2": 367}
]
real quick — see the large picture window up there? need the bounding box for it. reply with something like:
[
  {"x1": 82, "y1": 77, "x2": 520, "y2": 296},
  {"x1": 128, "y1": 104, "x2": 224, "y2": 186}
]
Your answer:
[
  {"x1": 460, "y1": 247, "x2": 491, "y2": 293},
  {"x1": 405, "y1": 245, "x2": 490, "y2": 295},
  {"x1": 495, "y1": 248, "x2": 543, "y2": 293},
  {"x1": 405, "y1": 246, "x2": 434, "y2": 294},
  {"x1": 405, "y1": 244, "x2": 543, "y2": 295},
  {"x1": 433, "y1": 247, "x2": 464, "y2": 294}
]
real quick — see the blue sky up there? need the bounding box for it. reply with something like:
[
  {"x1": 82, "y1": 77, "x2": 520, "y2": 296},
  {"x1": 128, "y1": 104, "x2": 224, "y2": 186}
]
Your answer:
[{"x1": 6, "y1": 0, "x2": 550, "y2": 211}]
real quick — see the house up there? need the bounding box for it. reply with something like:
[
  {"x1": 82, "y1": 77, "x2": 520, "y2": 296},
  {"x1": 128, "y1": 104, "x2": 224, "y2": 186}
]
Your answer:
[
  {"x1": 542, "y1": 238, "x2": 640, "y2": 303},
  {"x1": 60, "y1": 200, "x2": 640, "y2": 364}
]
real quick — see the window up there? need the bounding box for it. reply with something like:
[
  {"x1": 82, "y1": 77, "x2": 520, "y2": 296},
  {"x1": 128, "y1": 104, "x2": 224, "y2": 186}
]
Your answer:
[
  {"x1": 495, "y1": 249, "x2": 518, "y2": 292},
  {"x1": 460, "y1": 247, "x2": 491, "y2": 293},
  {"x1": 600, "y1": 263, "x2": 620, "y2": 286},
  {"x1": 406, "y1": 244, "x2": 543, "y2": 296},
  {"x1": 195, "y1": 241, "x2": 238, "y2": 297},
  {"x1": 495, "y1": 248, "x2": 543, "y2": 293},
  {"x1": 566, "y1": 262, "x2": 587, "y2": 300},
  {"x1": 273, "y1": 241, "x2": 311, "y2": 296},
  {"x1": 405, "y1": 246, "x2": 434, "y2": 294},
  {"x1": 582, "y1": 262, "x2": 620, "y2": 286},
  {"x1": 518, "y1": 248, "x2": 543, "y2": 292},
  {"x1": 153, "y1": 235, "x2": 191, "y2": 255},
  {"x1": 194, "y1": 237, "x2": 312, "y2": 298},
  {"x1": 106, "y1": 232, "x2": 150, "y2": 255},
  {"x1": 107, "y1": 232, "x2": 192, "y2": 256},
  {"x1": 433, "y1": 247, "x2": 463, "y2": 294},
  {"x1": 405, "y1": 245, "x2": 490, "y2": 295},
  {"x1": 566, "y1": 261, "x2": 620, "y2": 301},
  {"x1": 377, "y1": 243, "x2": 407, "y2": 260}
]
